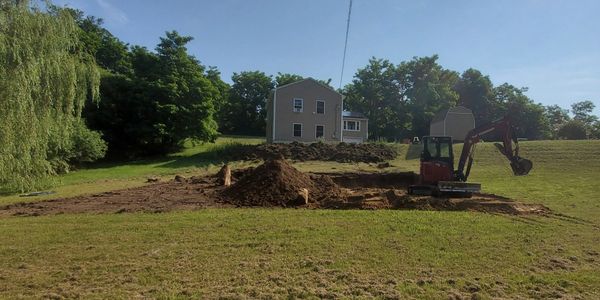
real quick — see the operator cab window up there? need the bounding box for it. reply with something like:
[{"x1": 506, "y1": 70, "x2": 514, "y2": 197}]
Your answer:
[
  {"x1": 439, "y1": 141, "x2": 451, "y2": 158},
  {"x1": 425, "y1": 138, "x2": 439, "y2": 157},
  {"x1": 423, "y1": 137, "x2": 452, "y2": 160}
]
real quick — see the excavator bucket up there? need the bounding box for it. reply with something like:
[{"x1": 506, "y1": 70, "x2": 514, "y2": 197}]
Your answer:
[
  {"x1": 510, "y1": 157, "x2": 533, "y2": 176},
  {"x1": 495, "y1": 143, "x2": 533, "y2": 176}
]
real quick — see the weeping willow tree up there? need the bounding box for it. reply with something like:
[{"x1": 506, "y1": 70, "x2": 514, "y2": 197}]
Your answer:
[{"x1": 0, "y1": 1, "x2": 100, "y2": 191}]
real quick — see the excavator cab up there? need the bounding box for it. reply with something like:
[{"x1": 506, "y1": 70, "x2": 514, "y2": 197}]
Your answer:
[
  {"x1": 420, "y1": 136, "x2": 454, "y2": 184},
  {"x1": 409, "y1": 136, "x2": 480, "y2": 196}
]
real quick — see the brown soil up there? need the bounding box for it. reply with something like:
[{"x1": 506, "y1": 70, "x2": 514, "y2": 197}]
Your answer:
[
  {"x1": 223, "y1": 159, "x2": 342, "y2": 207},
  {"x1": 0, "y1": 160, "x2": 549, "y2": 217},
  {"x1": 222, "y1": 142, "x2": 397, "y2": 163}
]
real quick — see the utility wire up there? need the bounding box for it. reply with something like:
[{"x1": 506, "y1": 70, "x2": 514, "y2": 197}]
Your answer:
[{"x1": 339, "y1": 0, "x2": 353, "y2": 90}]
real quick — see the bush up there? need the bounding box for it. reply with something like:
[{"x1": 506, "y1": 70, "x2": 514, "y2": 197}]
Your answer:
[
  {"x1": 47, "y1": 121, "x2": 107, "y2": 174},
  {"x1": 557, "y1": 120, "x2": 588, "y2": 140},
  {"x1": 70, "y1": 121, "x2": 108, "y2": 164}
]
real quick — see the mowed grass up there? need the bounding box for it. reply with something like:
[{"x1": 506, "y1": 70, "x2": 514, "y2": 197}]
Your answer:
[{"x1": 0, "y1": 139, "x2": 599, "y2": 298}]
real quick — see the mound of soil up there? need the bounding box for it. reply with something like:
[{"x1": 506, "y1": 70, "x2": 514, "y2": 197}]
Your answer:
[
  {"x1": 222, "y1": 159, "x2": 342, "y2": 207},
  {"x1": 222, "y1": 142, "x2": 397, "y2": 163}
]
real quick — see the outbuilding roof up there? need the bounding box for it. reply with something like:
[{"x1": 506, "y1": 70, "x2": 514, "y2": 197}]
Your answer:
[{"x1": 431, "y1": 106, "x2": 473, "y2": 124}]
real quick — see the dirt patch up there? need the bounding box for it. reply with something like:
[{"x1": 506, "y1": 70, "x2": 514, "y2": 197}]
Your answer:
[
  {"x1": 221, "y1": 142, "x2": 397, "y2": 163},
  {"x1": 223, "y1": 159, "x2": 341, "y2": 207},
  {"x1": 0, "y1": 176, "x2": 233, "y2": 217},
  {"x1": 323, "y1": 172, "x2": 418, "y2": 188},
  {"x1": 0, "y1": 160, "x2": 549, "y2": 217}
]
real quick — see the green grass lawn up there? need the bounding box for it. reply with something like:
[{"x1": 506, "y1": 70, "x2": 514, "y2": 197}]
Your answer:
[{"x1": 0, "y1": 138, "x2": 599, "y2": 299}]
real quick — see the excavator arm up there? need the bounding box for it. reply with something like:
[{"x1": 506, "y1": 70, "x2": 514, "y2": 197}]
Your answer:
[{"x1": 454, "y1": 116, "x2": 533, "y2": 182}]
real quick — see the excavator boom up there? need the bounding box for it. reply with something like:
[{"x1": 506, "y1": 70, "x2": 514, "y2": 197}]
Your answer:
[{"x1": 455, "y1": 115, "x2": 533, "y2": 182}]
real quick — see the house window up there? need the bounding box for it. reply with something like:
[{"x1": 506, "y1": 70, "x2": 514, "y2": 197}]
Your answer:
[
  {"x1": 316, "y1": 125, "x2": 324, "y2": 138},
  {"x1": 316, "y1": 100, "x2": 325, "y2": 114},
  {"x1": 293, "y1": 98, "x2": 303, "y2": 112},
  {"x1": 344, "y1": 120, "x2": 360, "y2": 131},
  {"x1": 293, "y1": 123, "x2": 302, "y2": 137}
]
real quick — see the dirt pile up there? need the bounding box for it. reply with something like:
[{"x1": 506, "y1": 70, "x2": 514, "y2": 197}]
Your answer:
[
  {"x1": 222, "y1": 159, "x2": 342, "y2": 207},
  {"x1": 222, "y1": 142, "x2": 397, "y2": 163}
]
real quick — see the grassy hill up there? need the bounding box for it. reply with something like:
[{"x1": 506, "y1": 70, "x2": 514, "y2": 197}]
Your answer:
[{"x1": 0, "y1": 138, "x2": 598, "y2": 298}]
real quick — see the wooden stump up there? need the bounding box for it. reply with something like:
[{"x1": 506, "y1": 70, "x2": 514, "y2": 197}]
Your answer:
[
  {"x1": 297, "y1": 188, "x2": 309, "y2": 205},
  {"x1": 217, "y1": 164, "x2": 231, "y2": 186}
]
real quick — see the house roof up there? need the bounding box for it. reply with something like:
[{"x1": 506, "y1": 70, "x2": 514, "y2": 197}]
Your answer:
[
  {"x1": 274, "y1": 78, "x2": 341, "y2": 96},
  {"x1": 343, "y1": 111, "x2": 367, "y2": 119},
  {"x1": 431, "y1": 106, "x2": 473, "y2": 124}
]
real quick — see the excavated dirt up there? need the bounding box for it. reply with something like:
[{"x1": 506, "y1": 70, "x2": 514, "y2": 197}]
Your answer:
[
  {"x1": 223, "y1": 159, "x2": 341, "y2": 207},
  {"x1": 0, "y1": 160, "x2": 550, "y2": 217},
  {"x1": 221, "y1": 142, "x2": 397, "y2": 163}
]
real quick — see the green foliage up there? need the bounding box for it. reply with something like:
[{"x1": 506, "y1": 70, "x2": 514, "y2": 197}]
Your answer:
[
  {"x1": 69, "y1": 121, "x2": 108, "y2": 164},
  {"x1": 544, "y1": 105, "x2": 571, "y2": 138},
  {"x1": 84, "y1": 31, "x2": 219, "y2": 157},
  {"x1": 220, "y1": 71, "x2": 274, "y2": 135},
  {"x1": 46, "y1": 121, "x2": 107, "y2": 174},
  {"x1": 344, "y1": 58, "x2": 411, "y2": 140},
  {"x1": 344, "y1": 56, "x2": 459, "y2": 140},
  {"x1": 57, "y1": 7, "x2": 132, "y2": 75},
  {"x1": 399, "y1": 55, "x2": 460, "y2": 138},
  {"x1": 275, "y1": 72, "x2": 304, "y2": 87},
  {"x1": 455, "y1": 68, "x2": 494, "y2": 124},
  {"x1": 571, "y1": 100, "x2": 597, "y2": 126},
  {"x1": 590, "y1": 121, "x2": 600, "y2": 139},
  {"x1": 558, "y1": 120, "x2": 588, "y2": 140},
  {"x1": 492, "y1": 84, "x2": 551, "y2": 139},
  {"x1": 0, "y1": 3, "x2": 100, "y2": 191},
  {"x1": 344, "y1": 56, "x2": 552, "y2": 141}
]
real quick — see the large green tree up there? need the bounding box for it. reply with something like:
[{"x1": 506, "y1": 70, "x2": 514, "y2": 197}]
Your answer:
[
  {"x1": 455, "y1": 68, "x2": 494, "y2": 125},
  {"x1": 570, "y1": 101, "x2": 597, "y2": 136},
  {"x1": 0, "y1": 2, "x2": 100, "y2": 191},
  {"x1": 544, "y1": 105, "x2": 571, "y2": 139},
  {"x1": 492, "y1": 84, "x2": 550, "y2": 139},
  {"x1": 84, "y1": 31, "x2": 219, "y2": 157},
  {"x1": 344, "y1": 58, "x2": 410, "y2": 140},
  {"x1": 222, "y1": 71, "x2": 274, "y2": 135},
  {"x1": 399, "y1": 55, "x2": 460, "y2": 138}
]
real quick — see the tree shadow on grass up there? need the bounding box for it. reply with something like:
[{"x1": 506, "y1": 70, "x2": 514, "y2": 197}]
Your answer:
[{"x1": 159, "y1": 142, "x2": 255, "y2": 169}]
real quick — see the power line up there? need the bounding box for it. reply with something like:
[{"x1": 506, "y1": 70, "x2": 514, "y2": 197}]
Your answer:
[{"x1": 339, "y1": 0, "x2": 353, "y2": 90}]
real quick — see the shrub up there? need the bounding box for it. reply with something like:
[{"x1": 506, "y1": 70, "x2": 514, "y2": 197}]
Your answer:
[
  {"x1": 557, "y1": 120, "x2": 588, "y2": 140},
  {"x1": 47, "y1": 121, "x2": 107, "y2": 174}
]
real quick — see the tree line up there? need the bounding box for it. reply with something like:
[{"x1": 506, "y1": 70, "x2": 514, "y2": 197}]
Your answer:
[
  {"x1": 67, "y1": 7, "x2": 600, "y2": 151},
  {"x1": 1, "y1": 2, "x2": 598, "y2": 191}
]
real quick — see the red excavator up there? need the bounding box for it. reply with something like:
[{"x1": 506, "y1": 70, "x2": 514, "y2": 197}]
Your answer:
[{"x1": 408, "y1": 115, "x2": 533, "y2": 197}]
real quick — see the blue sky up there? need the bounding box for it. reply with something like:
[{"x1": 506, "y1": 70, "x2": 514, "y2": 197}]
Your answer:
[{"x1": 53, "y1": 0, "x2": 600, "y2": 114}]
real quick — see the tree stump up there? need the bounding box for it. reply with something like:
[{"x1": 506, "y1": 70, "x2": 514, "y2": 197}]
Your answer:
[{"x1": 217, "y1": 164, "x2": 231, "y2": 186}]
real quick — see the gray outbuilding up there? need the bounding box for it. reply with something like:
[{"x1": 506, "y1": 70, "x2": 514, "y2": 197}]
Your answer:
[{"x1": 429, "y1": 106, "x2": 475, "y2": 141}]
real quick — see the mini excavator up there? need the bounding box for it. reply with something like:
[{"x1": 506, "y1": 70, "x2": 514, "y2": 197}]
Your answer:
[{"x1": 408, "y1": 116, "x2": 533, "y2": 197}]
